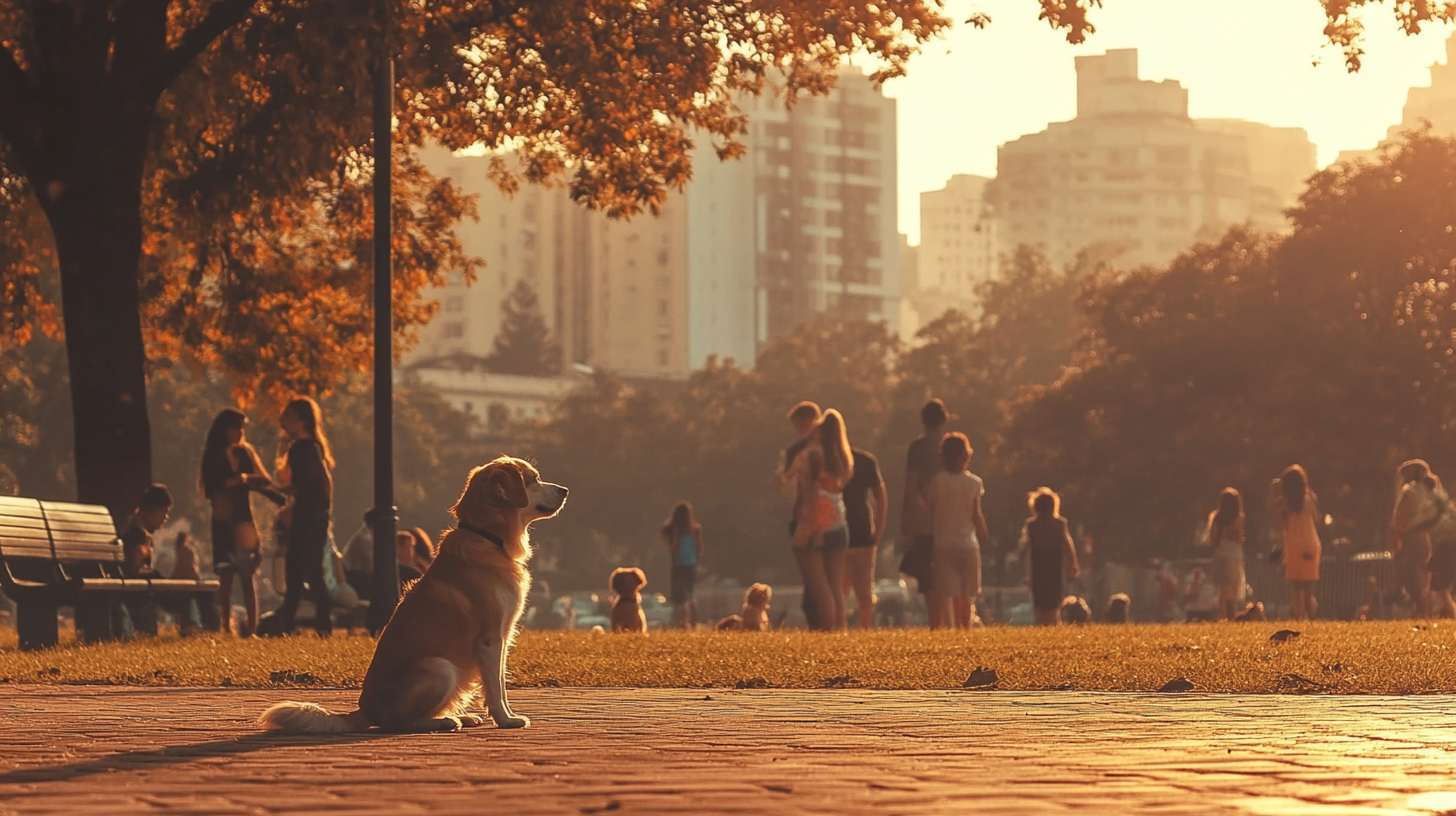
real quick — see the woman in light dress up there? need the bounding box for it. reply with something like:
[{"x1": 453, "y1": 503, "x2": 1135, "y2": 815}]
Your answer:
[
  {"x1": 1205, "y1": 487, "x2": 1246, "y2": 621},
  {"x1": 1268, "y1": 465, "x2": 1320, "y2": 621}
]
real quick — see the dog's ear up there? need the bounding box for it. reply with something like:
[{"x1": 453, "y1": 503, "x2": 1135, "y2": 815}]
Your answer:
[{"x1": 486, "y1": 463, "x2": 530, "y2": 508}]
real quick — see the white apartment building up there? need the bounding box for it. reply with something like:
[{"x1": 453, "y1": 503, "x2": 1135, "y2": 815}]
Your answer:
[
  {"x1": 408, "y1": 65, "x2": 900, "y2": 378},
  {"x1": 913, "y1": 174, "x2": 996, "y2": 324},
  {"x1": 743, "y1": 68, "x2": 901, "y2": 341},
  {"x1": 994, "y1": 49, "x2": 1315, "y2": 270},
  {"x1": 1340, "y1": 32, "x2": 1456, "y2": 163}
]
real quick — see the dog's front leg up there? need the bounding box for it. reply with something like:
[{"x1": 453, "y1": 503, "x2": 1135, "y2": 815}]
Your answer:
[{"x1": 476, "y1": 640, "x2": 528, "y2": 729}]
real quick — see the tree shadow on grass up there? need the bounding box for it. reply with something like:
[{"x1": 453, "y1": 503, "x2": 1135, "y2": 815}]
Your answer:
[{"x1": 0, "y1": 731, "x2": 396, "y2": 786}]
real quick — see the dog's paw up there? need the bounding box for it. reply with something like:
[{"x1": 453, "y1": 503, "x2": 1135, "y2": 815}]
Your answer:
[
  {"x1": 458, "y1": 713, "x2": 488, "y2": 728},
  {"x1": 492, "y1": 713, "x2": 530, "y2": 729}
]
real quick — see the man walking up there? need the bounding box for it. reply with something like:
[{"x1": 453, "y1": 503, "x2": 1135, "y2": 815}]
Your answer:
[{"x1": 901, "y1": 398, "x2": 951, "y2": 628}]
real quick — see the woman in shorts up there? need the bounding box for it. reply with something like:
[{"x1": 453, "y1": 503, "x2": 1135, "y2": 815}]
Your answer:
[
  {"x1": 783, "y1": 409, "x2": 854, "y2": 630},
  {"x1": 1390, "y1": 459, "x2": 1456, "y2": 619}
]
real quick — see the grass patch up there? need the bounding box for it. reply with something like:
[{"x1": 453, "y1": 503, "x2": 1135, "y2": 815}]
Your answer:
[{"x1": 1, "y1": 622, "x2": 1454, "y2": 693}]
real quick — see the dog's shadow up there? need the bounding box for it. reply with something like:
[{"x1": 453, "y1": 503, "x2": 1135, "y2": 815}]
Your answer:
[{"x1": 0, "y1": 731, "x2": 394, "y2": 786}]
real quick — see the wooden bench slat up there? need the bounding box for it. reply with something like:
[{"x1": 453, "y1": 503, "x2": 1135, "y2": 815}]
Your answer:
[
  {"x1": 0, "y1": 513, "x2": 47, "y2": 528},
  {"x1": 0, "y1": 496, "x2": 44, "y2": 513},
  {"x1": 0, "y1": 523, "x2": 53, "y2": 539},
  {"x1": 44, "y1": 515, "x2": 115, "y2": 530},
  {"x1": 0, "y1": 543, "x2": 56, "y2": 559},
  {"x1": 52, "y1": 533, "x2": 122, "y2": 546},
  {"x1": 39, "y1": 501, "x2": 112, "y2": 516}
]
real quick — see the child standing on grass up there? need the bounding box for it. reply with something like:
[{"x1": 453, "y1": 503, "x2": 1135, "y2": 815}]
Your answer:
[
  {"x1": 1022, "y1": 488, "x2": 1079, "y2": 627},
  {"x1": 927, "y1": 433, "x2": 990, "y2": 630}
]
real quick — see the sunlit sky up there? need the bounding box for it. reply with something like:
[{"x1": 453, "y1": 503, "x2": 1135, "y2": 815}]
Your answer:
[{"x1": 880, "y1": 0, "x2": 1456, "y2": 244}]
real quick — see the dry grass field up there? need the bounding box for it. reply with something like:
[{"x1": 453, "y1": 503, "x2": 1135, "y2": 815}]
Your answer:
[{"x1": 2, "y1": 621, "x2": 1455, "y2": 693}]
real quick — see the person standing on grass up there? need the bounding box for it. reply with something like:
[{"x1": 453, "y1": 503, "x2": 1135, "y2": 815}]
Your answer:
[
  {"x1": 901, "y1": 399, "x2": 951, "y2": 626},
  {"x1": 1389, "y1": 459, "x2": 1456, "y2": 619},
  {"x1": 661, "y1": 501, "x2": 704, "y2": 629},
  {"x1": 1021, "y1": 487, "x2": 1079, "y2": 627},
  {"x1": 783, "y1": 409, "x2": 855, "y2": 630},
  {"x1": 1269, "y1": 464, "x2": 1321, "y2": 621},
  {"x1": 927, "y1": 433, "x2": 989, "y2": 630},
  {"x1": 1204, "y1": 487, "x2": 1247, "y2": 621},
  {"x1": 841, "y1": 446, "x2": 887, "y2": 629},
  {"x1": 777, "y1": 400, "x2": 822, "y2": 628},
  {"x1": 274, "y1": 397, "x2": 335, "y2": 637},
  {"x1": 200, "y1": 408, "x2": 273, "y2": 637}
]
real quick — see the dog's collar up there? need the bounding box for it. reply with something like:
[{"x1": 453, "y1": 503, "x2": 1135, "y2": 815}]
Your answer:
[{"x1": 457, "y1": 520, "x2": 506, "y2": 550}]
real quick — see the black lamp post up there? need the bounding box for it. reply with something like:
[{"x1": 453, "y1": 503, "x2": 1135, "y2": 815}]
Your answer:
[{"x1": 367, "y1": 19, "x2": 400, "y2": 635}]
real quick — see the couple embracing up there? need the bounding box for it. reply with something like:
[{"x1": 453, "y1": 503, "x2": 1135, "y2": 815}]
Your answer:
[{"x1": 777, "y1": 401, "x2": 886, "y2": 631}]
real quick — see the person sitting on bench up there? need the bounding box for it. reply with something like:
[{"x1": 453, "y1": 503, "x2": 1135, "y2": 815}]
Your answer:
[{"x1": 118, "y1": 485, "x2": 201, "y2": 637}]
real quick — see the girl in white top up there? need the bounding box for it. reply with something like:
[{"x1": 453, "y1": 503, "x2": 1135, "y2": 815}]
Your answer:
[{"x1": 927, "y1": 432, "x2": 990, "y2": 630}]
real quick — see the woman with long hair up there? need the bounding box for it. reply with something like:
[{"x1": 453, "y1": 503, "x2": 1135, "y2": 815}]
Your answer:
[
  {"x1": 1389, "y1": 459, "x2": 1456, "y2": 618},
  {"x1": 1268, "y1": 464, "x2": 1321, "y2": 621},
  {"x1": 199, "y1": 408, "x2": 273, "y2": 636},
  {"x1": 660, "y1": 501, "x2": 704, "y2": 629},
  {"x1": 783, "y1": 408, "x2": 854, "y2": 629},
  {"x1": 1205, "y1": 487, "x2": 1246, "y2": 621},
  {"x1": 275, "y1": 396, "x2": 336, "y2": 636}
]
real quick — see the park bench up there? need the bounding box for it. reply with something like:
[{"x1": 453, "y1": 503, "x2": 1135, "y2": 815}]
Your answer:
[{"x1": 0, "y1": 496, "x2": 220, "y2": 650}]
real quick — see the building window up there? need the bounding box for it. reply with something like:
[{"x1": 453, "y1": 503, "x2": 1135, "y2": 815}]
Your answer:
[
  {"x1": 445, "y1": 297, "x2": 464, "y2": 313},
  {"x1": 658, "y1": 300, "x2": 669, "y2": 317},
  {"x1": 658, "y1": 349, "x2": 669, "y2": 366},
  {"x1": 443, "y1": 322, "x2": 464, "y2": 339}
]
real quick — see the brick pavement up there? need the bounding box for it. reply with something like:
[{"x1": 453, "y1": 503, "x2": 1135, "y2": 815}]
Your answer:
[{"x1": 2, "y1": 685, "x2": 1456, "y2": 814}]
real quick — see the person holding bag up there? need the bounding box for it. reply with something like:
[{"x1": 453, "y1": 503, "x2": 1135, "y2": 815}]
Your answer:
[{"x1": 200, "y1": 409, "x2": 276, "y2": 637}]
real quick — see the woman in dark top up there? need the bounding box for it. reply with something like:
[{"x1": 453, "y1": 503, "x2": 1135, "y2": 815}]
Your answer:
[
  {"x1": 200, "y1": 409, "x2": 274, "y2": 636},
  {"x1": 275, "y1": 396, "x2": 336, "y2": 637},
  {"x1": 1021, "y1": 487, "x2": 1080, "y2": 627}
]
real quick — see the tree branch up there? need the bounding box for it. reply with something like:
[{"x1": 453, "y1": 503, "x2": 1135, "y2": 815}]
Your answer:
[{"x1": 153, "y1": 0, "x2": 258, "y2": 96}]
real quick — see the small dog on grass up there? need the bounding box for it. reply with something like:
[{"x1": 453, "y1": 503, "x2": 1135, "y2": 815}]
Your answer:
[
  {"x1": 1060, "y1": 595, "x2": 1091, "y2": 625},
  {"x1": 257, "y1": 457, "x2": 566, "y2": 733},
  {"x1": 716, "y1": 583, "x2": 773, "y2": 631},
  {"x1": 1234, "y1": 601, "x2": 1266, "y2": 622},
  {"x1": 609, "y1": 567, "x2": 648, "y2": 633},
  {"x1": 1103, "y1": 593, "x2": 1130, "y2": 623}
]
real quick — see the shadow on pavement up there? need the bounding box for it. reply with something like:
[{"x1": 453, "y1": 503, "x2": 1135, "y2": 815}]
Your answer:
[{"x1": 0, "y1": 732, "x2": 393, "y2": 786}]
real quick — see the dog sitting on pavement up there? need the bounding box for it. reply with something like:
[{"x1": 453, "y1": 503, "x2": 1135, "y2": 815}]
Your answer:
[
  {"x1": 716, "y1": 583, "x2": 773, "y2": 631},
  {"x1": 258, "y1": 457, "x2": 567, "y2": 733},
  {"x1": 609, "y1": 567, "x2": 648, "y2": 633}
]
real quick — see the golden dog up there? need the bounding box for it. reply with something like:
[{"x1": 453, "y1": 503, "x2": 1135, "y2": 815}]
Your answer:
[
  {"x1": 258, "y1": 457, "x2": 567, "y2": 733},
  {"x1": 609, "y1": 567, "x2": 648, "y2": 633},
  {"x1": 716, "y1": 583, "x2": 772, "y2": 631}
]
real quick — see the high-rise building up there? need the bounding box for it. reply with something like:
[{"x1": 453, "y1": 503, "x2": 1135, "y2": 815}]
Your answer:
[
  {"x1": 409, "y1": 65, "x2": 899, "y2": 379},
  {"x1": 742, "y1": 68, "x2": 901, "y2": 341},
  {"x1": 994, "y1": 49, "x2": 1315, "y2": 270},
  {"x1": 1340, "y1": 32, "x2": 1456, "y2": 163},
  {"x1": 913, "y1": 174, "x2": 996, "y2": 323}
]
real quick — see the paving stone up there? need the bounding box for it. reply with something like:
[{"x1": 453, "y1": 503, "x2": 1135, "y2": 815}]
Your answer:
[{"x1": 4, "y1": 686, "x2": 1456, "y2": 814}]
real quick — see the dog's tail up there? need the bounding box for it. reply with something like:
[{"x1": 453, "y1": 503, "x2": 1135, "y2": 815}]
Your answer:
[{"x1": 257, "y1": 702, "x2": 370, "y2": 734}]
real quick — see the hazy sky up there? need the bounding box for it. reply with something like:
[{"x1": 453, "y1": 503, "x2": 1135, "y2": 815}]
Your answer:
[{"x1": 882, "y1": 0, "x2": 1456, "y2": 243}]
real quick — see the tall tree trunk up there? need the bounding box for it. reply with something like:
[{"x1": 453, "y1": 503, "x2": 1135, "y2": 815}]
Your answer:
[{"x1": 39, "y1": 135, "x2": 153, "y2": 526}]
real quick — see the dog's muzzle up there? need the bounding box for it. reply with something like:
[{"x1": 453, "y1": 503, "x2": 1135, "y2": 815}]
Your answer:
[{"x1": 535, "y1": 482, "x2": 568, "y2": 515}]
